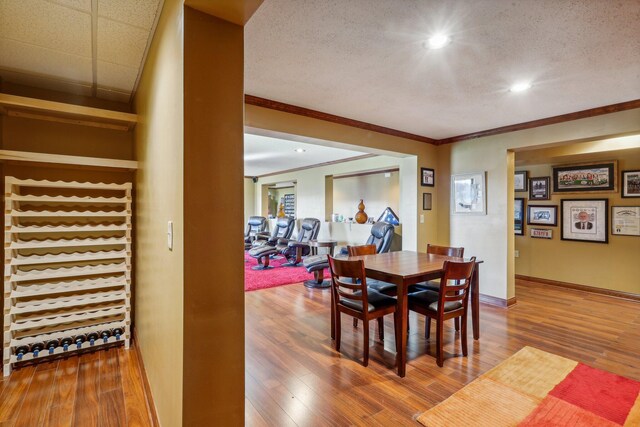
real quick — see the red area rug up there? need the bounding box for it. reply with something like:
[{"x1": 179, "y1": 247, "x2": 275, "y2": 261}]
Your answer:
[
  {"x1": 244, "y1": 251, "x2": 326, "y2": 292},
  {"x1": 417, "y1": 346, "x2": 640, "y2": 426}
]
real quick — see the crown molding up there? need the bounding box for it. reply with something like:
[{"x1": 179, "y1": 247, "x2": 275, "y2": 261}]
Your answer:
[
  {"x1": 437, "y1": 99, "x2": 640, "y2": 145},
  {"x1": 245, "y1": 95, "x2": 438, "y2": 145},
  {"x1": 245, "y1": 95, "x2": 640, "y2": 147}
]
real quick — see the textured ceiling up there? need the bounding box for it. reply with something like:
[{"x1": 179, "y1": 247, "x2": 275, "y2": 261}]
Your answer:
[
  {"x1": 0, "y1": 0, "x2": 162, "y2": 102},
  {"x1": 245, "y1": 0, "x2": 640, "y2": 139},
  {"x1": 244, "y1": 133, "x2": 369, "y2": 177}
]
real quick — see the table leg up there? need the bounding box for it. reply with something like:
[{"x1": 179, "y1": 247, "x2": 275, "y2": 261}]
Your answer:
[
  {"x1": 471, "y1": 262, "x2": 480, "y2": 340},
  {"x1": 397, "y1": 281, "x2": 408, "y2": 377}
]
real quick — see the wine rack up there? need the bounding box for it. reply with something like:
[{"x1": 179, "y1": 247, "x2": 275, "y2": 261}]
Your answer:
[{"x1": 3, "y1": 177, "x2": 132, "y2": 376}]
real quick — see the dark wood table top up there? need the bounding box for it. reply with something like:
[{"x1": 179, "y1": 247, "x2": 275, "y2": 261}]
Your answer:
[{"x1": 347, "y1": 250, "x2": 476, "y2": 281}]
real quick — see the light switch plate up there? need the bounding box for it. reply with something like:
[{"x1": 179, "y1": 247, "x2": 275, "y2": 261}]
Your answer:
[
  {"x1": 167, "y1": 221, "x2": 173, "y2": 250},
  {"x1": 420, "y1": 214, "x2": 424, "y2": 223},
  {"x1": 514, "y1": 250, "x2": 519, "y2": 258}
]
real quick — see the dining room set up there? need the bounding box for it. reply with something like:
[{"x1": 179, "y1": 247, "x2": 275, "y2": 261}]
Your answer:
[{"x1": 243, "y1": 216, "x2": 481, "y2": 377}]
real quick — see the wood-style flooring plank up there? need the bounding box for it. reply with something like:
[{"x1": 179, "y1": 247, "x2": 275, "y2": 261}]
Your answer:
[
  {"x1": 98, "y1": 389, "x2": 126, "y2": 427},
  {"x1": 12, "y1": 361, "x2": 58, "y2": 427},
  {"x1": 71, "y1": 352, "x2": 100, "y2": 427},
  {"x1": 118, "y1": 348, "x2": 152, "y2": 427},
  {"x1": 43, "y1": 356, "x2": 80, "y2": 427},
  {"x1": 0, "y1": 365, "x2": 36, "y2": 424}
]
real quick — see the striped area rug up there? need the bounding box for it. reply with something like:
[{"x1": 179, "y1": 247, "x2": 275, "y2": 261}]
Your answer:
[{"x1": 417, "y1": 346, "x2": 640, "y2": 426}]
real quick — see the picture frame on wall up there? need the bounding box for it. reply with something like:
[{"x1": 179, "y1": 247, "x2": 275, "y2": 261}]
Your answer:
[
  {"x1": 451, "y1": 172, "x2": 486, "y2": 215},
  {"x1": 514, "y1": 198, "x2": 525, "y2": 235},
  {"x1": 423, "y1": 193, "x2": 432, "y2": 210},
  {"x1": 529, "y1": 176, "x2": 550, "y2": 200},
  {"x1": 561, "y1": 199, "x2": 608, "y2": 243},
  {"x1": 527, "y1": 204, "x2": 558, "y2": 226},
  {"x1": 421, "y1": 168, "x2": 435, "y2": 187},
  {"x1": 611, "y1": 206, "x2": 640, "y2": 236},
  {"x1": 621, "y1": 170, "x2": 640, "y2": 198},
  {"x1": 553, "y1": 161, "x2": 617, "y2": 193},
  {"x1": 514, "y1": 170, "x2": 528, "y2": 192}
]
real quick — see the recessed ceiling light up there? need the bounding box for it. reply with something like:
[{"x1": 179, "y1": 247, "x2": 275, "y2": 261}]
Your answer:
[
  {"x1": 509, "y1": 82, "x2": 532, "y2": 93},
  {"x1": 294, "y1": 148, "x2": 306, "y2": 153},
  {"x1": 427, "y1": 34, "x2": 451, "y2": 49}
]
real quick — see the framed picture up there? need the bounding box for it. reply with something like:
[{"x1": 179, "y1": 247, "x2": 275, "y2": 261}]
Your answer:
[
  {"x1": 529, "y1": 177, "x2": 550, "y2": 200},
  {"x1": 530, "y1": 228, "x2": 553, "y2": 239},
  {"x1": 451, "y1": 172, "x2": 486, "y2": 215},
  {"x1": 561, "y1": 199, "x2": 608, "y2": 243},
  {"x1": 421, "y1": 168, "x2": 435, "y2": 187},
  {"x1": 527, "y1": 205, "x2": 558, "y2": 226},
  {"x1": 621, "y1": 170, "x2": 640, "y2": 198},
  {"x1": 514, "y1": 170, "x2": 528, "y2": 192},
  {"x1": 553, "y1": 161, "x2": 617, "y2": 193},
  {"x1": 423, "y1": 193, "x2": 432, "y2": 210},
  {"x1": 611, "y1": 206, "x2": 640, "y2": 236},
  {"x1": 514, "y1": 198, "x2": 525, "y2": 235}
]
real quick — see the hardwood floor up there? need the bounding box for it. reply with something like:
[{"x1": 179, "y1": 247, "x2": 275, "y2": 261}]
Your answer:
[
  {"x1": 2, "y1": 279, "x2": 637, "y2": 426},
  {"x1": 0, "y1": 345, "x2": 153, "y2": 427},
  {"x1": 245, "y1": 278, "x2": 640, "y2": 426}
]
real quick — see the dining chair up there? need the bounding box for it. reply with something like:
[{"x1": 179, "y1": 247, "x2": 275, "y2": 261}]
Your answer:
[
  {"x1": 328, "y1": 256, "x2": 399, "y2": 367},
  {"x1": 408, "y1": 257, "x2": 476, "y2": 367},
  {"x1": 347, "y1": 244, "x2": 397, "y2": 328},
  {"x1": 410, "y1": 244, "x2": 465, "y2": 330}
]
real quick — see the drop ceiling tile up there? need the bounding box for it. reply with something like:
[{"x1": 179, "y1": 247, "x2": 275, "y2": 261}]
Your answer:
[
  {"x1": 48, "y1": 0, "x2": 92, "y2": 13},
  {"x1": 97, "y1": 17, "x2": 149, "y2": 68},
  {"x1": 0, "y1": 0, "x2": 91, "y2": 57},
  {"x1": 0, "y1": 38, "x2": 92, "y2": 84},
  {"x1": 97, "y1": 60, "x2": 138, "y2": 92},
  {"x1": 97, "y1": 0, "x2": 161, "y2": 30}
]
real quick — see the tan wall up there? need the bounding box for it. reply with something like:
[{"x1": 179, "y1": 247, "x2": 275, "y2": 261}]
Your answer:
[
  {"x1": 244, "y1": 177, "x2": 256, "y2": 223},
  {"x1": 514, "y1": 153, "x2": 640, "y2": 294},
  {"x1": 133, "y1": 0, "x2": 185, "y2": 425},
  {"x1": 441, "y1": 108, "x2": 640, "y2": 300},
  {"x1": 182, "y1": 7, "x2": 245, "y2": 425},
  {"x1": 245, "y1": 106, "x2": 439, "y2": 251},
  {"x1": 333, "y1": 171, "x2": 400, "y2": 222}
]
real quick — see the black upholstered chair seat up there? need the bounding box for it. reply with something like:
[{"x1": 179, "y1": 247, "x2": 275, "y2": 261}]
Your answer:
[
  {"x1": 249, "y1": 245, "x2": 278, "y2": 258},
  {"x1": 303, "y1": 254, "x2": 328, "y2": 271},
  {"x1": 367, "y1": 279, "x2": 397, "y2": 293},
  {"x1": 340, "y1": 290, "x2": 396, "y2": 313},
  {"x1": 408, "y1": 280, "x2": 439, "y2": 293},
  {"x1": 408, "y1": 290, "x2": 462, "y2": 312}
]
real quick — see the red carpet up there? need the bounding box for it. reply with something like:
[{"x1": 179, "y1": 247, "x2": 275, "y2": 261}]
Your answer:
[{"x1": 244, "y1": 251, "x2": 327, "y2": 292}]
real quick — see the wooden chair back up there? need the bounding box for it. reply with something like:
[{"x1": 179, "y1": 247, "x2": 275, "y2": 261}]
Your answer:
[
  {"x1": 438, "y1": 257, "x2": 476, "y2": 311},
  {"x1": 347, "y1": 244, "x2": 377, "y2": 256},
  {"x1": 328, "y1": 256, "x2": 369, "y2": 306},
  {"x1": 427, "y1": 244, "x2": 464, "y2": 258}
]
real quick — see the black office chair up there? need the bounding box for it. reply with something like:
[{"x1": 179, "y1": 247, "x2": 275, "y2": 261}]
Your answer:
[
  {"x1": 248, "y1": 217, "x2": 296, "y2": 270},
  {"x1": 277, "y1": 218, "x2": 321, "y2": 266},
  {"x1": 252, "y1": 217, "x2": 295, "y2": 247},
  {"x1": 244, "y1": 216, "x2": 267, "y2": 250},
  {"x1": 303, "y1": 221, "x2": 395, "y2": 288}
]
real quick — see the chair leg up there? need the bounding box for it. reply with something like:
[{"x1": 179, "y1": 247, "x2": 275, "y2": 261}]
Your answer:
[
  {"x1": 377, "y1": 317, "x2": 384, "y2": 341},
  {"x1": 436, "y1": 318, "x2": 444, "y2": 367},
  {"x1": 461, "y1": 314, "x2": 468, "y2": 357},
  {"x1": 335, "y1": 311, "x2": 342, "y2": 352},
  {"x1": 363, "y1": 318, "x2": 369, "y2": 367},
  {"x1": 425, "y1": 316, "x2": 431, "y2": 339},
  {"x1": 393, "y1": 310, "x2": 400, "y2": 356},
  {"x1": 454, "y1": 317, "x2": 460, "y2": 331}
]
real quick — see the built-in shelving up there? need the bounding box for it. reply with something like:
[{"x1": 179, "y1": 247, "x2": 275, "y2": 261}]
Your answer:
[
  {"x1": 3, "y1": 176, "x2": 132, "y2": 376},
  {"x1": 0, "y1": 93, "x2": 137, "y2": 131}
]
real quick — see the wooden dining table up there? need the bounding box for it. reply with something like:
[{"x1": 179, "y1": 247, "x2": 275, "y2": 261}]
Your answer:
[{"x1": 337, "y1": 250, "x2": 482, "y2": 377}]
